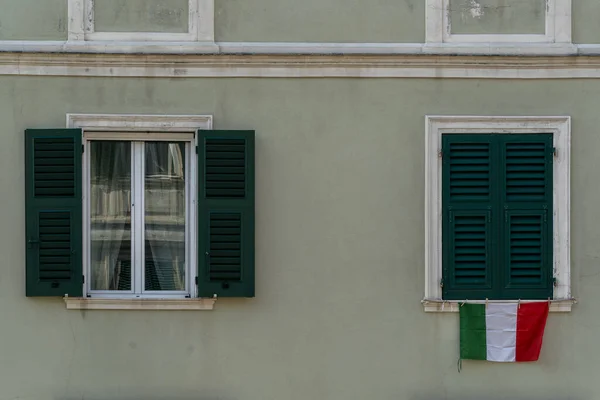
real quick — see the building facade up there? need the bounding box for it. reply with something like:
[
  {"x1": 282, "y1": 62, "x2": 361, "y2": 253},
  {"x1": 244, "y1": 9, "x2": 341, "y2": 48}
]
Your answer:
[{"x1": 0, "y1": 0, "x2": 596, "y2": 399}]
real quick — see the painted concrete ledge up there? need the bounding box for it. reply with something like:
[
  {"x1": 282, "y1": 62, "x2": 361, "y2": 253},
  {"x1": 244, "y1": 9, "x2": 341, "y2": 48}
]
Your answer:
[
  {"x1": 0, "y1": 41, "x2": 582, "y2": 56},
  {"x1": 422, "y1": 299, "x2": 576, "y2": 313},
  {"x1": 4, "y1": 52, "x2": 600, "y2": 78},
  {"x1": 64, "y1": 297, "x2": 216, "y2": 310}
]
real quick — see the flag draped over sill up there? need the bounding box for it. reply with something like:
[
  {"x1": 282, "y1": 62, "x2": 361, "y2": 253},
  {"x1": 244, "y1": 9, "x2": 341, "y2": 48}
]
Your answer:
[{"x1": 460, "y1": 302, "x2": 549, "y2": 363}]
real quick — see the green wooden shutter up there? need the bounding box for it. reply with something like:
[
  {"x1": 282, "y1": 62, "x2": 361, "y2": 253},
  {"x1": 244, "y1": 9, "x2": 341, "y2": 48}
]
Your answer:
[
  {"x1": 197, "y1": 130, "x2": 255, "y2": 297},
  {"x1": 442, "y1": 135, "x2": 496, "y2": 300},
  {"x1": 25, "y1": 129, "x2": 83, "y2": 297},
  {"x1": 499, "y1": 135, "x2": 553, "y2": 299}
]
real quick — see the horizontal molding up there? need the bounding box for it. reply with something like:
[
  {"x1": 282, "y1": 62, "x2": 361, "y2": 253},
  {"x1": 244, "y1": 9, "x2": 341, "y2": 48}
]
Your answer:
[
  {"x1": 5, "y1": 51, "x2": 600, "y2": 78},
  {"x1": 0, "y1": 41, "x2": 584, "y2": 56}
]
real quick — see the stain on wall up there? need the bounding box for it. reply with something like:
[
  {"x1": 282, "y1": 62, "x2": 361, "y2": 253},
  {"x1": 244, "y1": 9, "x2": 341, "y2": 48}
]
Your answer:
[
  {"x1": 94, "y1": 0, "x2": 189, "y2": 33},
  {"x1": 448, "y1": 0, "x2": 546, "y2": 35}
]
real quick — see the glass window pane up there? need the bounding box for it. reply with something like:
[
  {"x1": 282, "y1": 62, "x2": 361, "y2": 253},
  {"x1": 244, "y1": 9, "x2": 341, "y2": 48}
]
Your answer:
[
  {"x1": 90, "y1": 141, "x2": 132, "y2": 291},
  {"x1": 144, "y1": 142, "x2": 186, "y2": 291}
]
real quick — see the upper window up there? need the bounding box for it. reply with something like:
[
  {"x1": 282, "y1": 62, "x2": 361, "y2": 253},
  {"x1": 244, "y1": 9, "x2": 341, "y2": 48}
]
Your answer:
[
  {"x1": 424, "y1": 116, "x2": 572, "y2": 312},
  {"x1": 425, "y1": 0, "x2": 572, "y2": 44},
  {"x1": 24, "y1": 115, "x2": 255, "y2": 306},
  {"x1": 67, "y1": 0, "x2": 214, "y2": 42}
]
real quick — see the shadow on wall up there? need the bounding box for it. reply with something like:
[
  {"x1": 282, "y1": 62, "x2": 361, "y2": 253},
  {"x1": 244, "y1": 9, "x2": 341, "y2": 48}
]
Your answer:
[
  {"x1": 411, "y1": 397, "x2": 585, "y2": 400},
  {"x1": 62, "y1": 397, "x2": 235, "y2": 400}
]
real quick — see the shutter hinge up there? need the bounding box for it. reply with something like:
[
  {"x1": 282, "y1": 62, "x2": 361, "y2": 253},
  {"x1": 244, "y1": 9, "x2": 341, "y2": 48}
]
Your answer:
[
  {"x1": 439, "y1": 278, "x2": 444, "y2": 288},
  {"x1": 82, "y1": 144, "x2": 85, "y2": 153},
  {"x1": 438, "y1": 150, "x2": 443, "y2": 159},
  {"x1": 82, "y1": 275, "x2": 85, "y2": 284},
  {"x1": 553, "y1": 277, "x2": 558, "y2": 287},
  {"x1": 195, "y1": 146, "x2": 198, "y2": 154},
  {"x1": 553, "y1": 147, "x2": 557, "y2": 157},
  {"x1": 195, "y1": 276, "x2": 198, "y2": 285}
]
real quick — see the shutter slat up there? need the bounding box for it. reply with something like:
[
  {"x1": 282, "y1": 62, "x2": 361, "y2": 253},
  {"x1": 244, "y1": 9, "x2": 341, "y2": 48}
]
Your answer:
[
  {"x1": 447, "y1": 141, "x2": 491, "y2": 203},
  {"x1": 208, "y1": 213, "x2": 242, "y2": 281},
  {"x1": 448, "y1": 212, "x2": 492, "y2": 289}
]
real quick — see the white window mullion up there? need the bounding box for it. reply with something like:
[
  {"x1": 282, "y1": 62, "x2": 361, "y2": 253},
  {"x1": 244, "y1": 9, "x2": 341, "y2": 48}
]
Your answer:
[
  {"x1": 132, "y1": 142, "x2": 145, "y2": 296},
  {"x1": 140, "y1": 142, "x2": 147, "y2": 295},
  {"x1": 83, "y1": 139, "x2": 90, "y2": 296},
  {"x1": 186, "y1": 142, "x2": 194, "y2": 297}
]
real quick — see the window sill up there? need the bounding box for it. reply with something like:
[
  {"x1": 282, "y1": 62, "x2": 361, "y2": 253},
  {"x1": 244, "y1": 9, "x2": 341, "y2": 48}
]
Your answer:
[
  {"x1": 422, "y1": 299, "x2": 576, "y2": 313},
  {"x1": 64, "y1": 297, "x2": 216, "y2": 310}
]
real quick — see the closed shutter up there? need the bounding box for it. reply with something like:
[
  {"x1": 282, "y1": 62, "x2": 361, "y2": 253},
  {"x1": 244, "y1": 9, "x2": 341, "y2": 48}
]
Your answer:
[
  {"x1": 25, "y1": 129, "x2": 83, "y2": 297},
  {"x1": 500, "y1": 135, "x2": 553, "y2": 299},
  {"x1": 197, "y1": 131, "x2": 255, "y2": 297},
  {"x1": 442, "y1": 135, "x2": 496, "y2": 300}
]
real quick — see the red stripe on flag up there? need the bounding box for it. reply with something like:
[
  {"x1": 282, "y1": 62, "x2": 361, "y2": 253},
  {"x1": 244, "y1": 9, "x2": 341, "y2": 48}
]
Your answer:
[{"x1": 516, "y1": 302, "x2": 549, "y2": 362}]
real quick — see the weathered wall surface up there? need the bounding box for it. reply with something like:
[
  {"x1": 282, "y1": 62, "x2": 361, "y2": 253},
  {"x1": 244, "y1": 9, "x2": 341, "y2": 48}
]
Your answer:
[
  {"x1": 93, "y1": 0, "x2": 189, "y2": 33},
  {"x1": 0, "y1": 76, "x2": 596, "y2": 400},
  {"x1": 448, "y1": 0, "x2": 546, "y2": 35}
]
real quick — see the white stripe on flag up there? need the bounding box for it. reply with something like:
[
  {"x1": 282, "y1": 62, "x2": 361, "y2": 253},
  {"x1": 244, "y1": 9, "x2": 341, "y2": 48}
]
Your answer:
[{"x1": 486, "y1": 303, "x2": 518, "y2": 362}]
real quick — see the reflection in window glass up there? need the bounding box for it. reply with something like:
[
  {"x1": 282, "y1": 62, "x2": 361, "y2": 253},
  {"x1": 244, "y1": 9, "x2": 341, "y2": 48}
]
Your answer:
[
  {"x1": 90, "y1": 141, "x2": 132, "y2": 291},
  {"x1": 144, "y1": 142, "x2": 186, "y2": 291}
]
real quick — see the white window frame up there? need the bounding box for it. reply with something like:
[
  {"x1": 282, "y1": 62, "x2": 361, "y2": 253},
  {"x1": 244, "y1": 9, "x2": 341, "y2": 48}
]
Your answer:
[
  {"x1": 67, "y1": 0, "x2": 214, "y2": 42},
  {"x1": 425, "y1": 0, "x2": 572, "y2": 44},
  {"x1": 424, "y1": 116, "x2": 572, "y2": 312},
  {"x1": 85, "y1": 133, "x2": 194, "y2": 299},
  {"x1": 67, "y1": 114, "x2": 212, "y2": 303}
]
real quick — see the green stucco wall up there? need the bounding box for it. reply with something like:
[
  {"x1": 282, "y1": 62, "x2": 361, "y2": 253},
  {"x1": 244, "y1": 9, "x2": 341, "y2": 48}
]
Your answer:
[
  {"x1": 0, "y1": 76, "x2": 596, "y2": 400},
  {"x1": 214, "y1": 0, "x2": 424, "y2": 43},
  {"x1": 0, "y1": 0, "x2": 67, "y2": 40}
]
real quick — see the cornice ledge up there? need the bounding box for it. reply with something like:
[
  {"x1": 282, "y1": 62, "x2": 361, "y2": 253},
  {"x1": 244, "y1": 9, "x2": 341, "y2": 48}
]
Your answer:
[
  {"x1": 2, "y1": 51, "x2": 600, "y2": 78},
  {"x1": 0, "y1": 41, "x2": 583, "y2": 56}
]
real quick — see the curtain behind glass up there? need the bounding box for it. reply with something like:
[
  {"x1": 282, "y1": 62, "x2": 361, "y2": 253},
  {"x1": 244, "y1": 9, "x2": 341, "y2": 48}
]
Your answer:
[
  {"x1": 144, "y1": 142, "x2": 186, "y2": 291},
  {"x1": 90, "y1": 141, "x2": 132, "y2": 291}
]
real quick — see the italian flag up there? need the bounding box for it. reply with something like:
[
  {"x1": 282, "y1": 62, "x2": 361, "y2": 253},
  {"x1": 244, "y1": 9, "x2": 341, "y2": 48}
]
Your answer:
[{"x1": 460, "y1": 302, "x2": 549, "y2": 362}]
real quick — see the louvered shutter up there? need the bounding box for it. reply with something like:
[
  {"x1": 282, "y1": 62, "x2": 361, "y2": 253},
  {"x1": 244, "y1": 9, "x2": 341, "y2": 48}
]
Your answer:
[
  {"x1": 499, "y1": 135, "x2": 553, "y2": 299},
  {"x1": 25, "y1": 129, "x2": 83, "y2": 297},
  {"x1": 197, "y1": 130, "x2": 255, "y2": 297},
  {"x1": 442, "y1": 135, "x2": 496, "y2": 300}
]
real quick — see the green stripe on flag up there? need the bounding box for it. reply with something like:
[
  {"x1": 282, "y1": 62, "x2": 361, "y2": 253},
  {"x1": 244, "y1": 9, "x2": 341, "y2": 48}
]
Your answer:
[{"x1": 460, "y1": 304, "x2": 487, "y2": 360}]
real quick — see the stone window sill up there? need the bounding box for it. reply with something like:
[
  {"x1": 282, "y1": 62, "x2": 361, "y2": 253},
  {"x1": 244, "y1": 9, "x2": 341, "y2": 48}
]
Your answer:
[
  {"x1": 64, "y1": 297, "x2": 216, "y2": 310},
  {"x1": 422, "y1": 299, "x2": 575, "y2": 313}
]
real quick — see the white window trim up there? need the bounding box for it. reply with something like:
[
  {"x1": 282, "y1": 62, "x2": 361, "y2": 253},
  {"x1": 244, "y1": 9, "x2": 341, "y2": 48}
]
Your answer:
[
  {"x1": 67, "y1": 0, "x2": 214, "y2": 42},
  {"x1": 425, "y1": 0, "x2": 572, "y2": 44},
  {"x1": 424, "y1": 116, "x2": 572, "y2": 312},
  {"x1": 65, "y1": 113, "x2": 215, "y2": 311}
]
